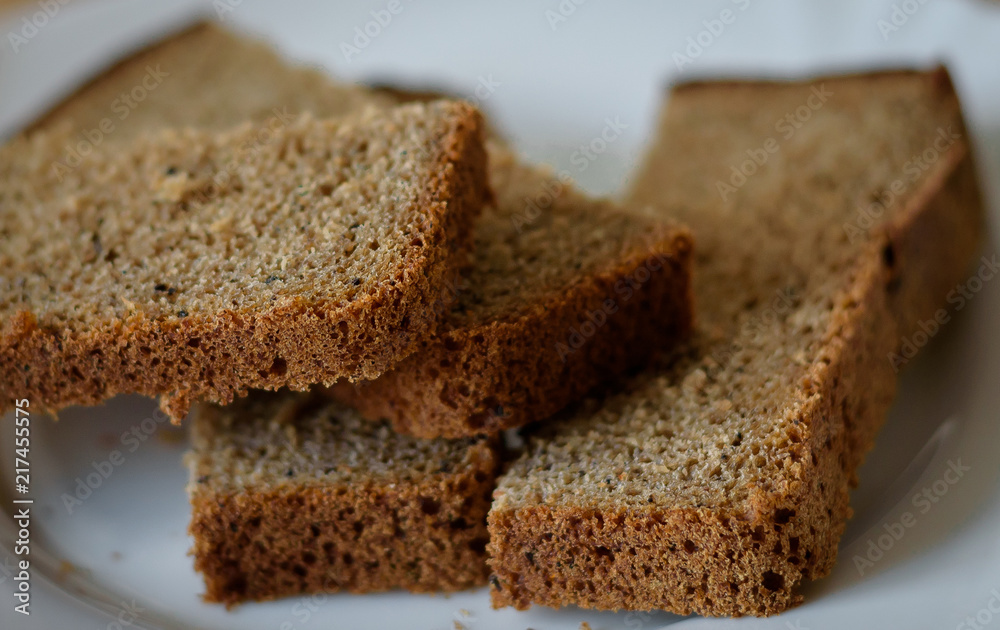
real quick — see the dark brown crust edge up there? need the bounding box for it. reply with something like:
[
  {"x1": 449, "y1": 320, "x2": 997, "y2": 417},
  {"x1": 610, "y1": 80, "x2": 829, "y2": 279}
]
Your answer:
[
  {"x1": 0, "y1": 103, "x2": 490, "y2": 421},
  {"x1": 188, "y1": 439, "x2": 501, "y2": 606},
  {"x1": 330, "y1": 228, "x2": 694, "y2": 439},
  {"x1": 486, "y1": 71, "x2": 985, "y2": 617}
]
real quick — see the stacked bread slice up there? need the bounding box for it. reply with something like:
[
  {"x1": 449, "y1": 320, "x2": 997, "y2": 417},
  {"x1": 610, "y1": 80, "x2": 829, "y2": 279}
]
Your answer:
[
  {"x1": 3, "y1": 21, "x2": 985, "y2": 619},
  {"x1": 2, "y1": 101, "x2": 489, "y2": 420},
  {"x1": 3, "y1": 23, "x2": 694, "y2": 606},
  {"x1": 487, "y1": 69, "x2": 984, "y2": 615},
  {"x1": 188, "y1": 391, "x2": 500, "y2": 604},
  {"x1": 329, "y1": 143, "x2": 693, "y2": 438}
]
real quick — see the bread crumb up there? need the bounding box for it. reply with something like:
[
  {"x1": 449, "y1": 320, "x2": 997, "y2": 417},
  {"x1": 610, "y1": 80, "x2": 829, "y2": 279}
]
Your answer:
[
  {"x1": 154, "y1": 172, "x2": 192, "y2": 203},
  {"x1": 56, "y1": 560, "x2": 76, "y2": 581},
  {"x1": 97, "y1": 432, "x2": 118, "y2": 450},
  {"x1": 157, "y1": 428, "x2": 186, "y2": 445}
]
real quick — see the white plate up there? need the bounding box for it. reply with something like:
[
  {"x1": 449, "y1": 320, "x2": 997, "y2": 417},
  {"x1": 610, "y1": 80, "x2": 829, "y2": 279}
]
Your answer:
[{"x1": 2, "y1": 1, "x2": 999, "y2": 629}]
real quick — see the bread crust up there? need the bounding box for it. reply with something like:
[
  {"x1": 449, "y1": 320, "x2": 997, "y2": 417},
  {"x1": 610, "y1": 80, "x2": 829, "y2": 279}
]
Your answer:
[
  {"x1": 487, "y1": 68, "x2": 985, "y2": 616},
  {"x1": 332, "y1": 228, "x2": 693, "y2": 438},
  {"x1": 0, "y1": 103, "x2": 489, "y2": 421}
]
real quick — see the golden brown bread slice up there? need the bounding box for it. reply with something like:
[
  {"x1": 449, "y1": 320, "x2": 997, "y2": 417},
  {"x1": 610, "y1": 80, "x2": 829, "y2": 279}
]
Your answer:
[
  {"x1": 187, "y1": 391, "x2": 499, "y2": 605},
  {"x1": 487, "y1": 68, "x2": 985, "y2": 616},
  {"x1": 8, "y1": 21, "x2": 505, "y2": 604},
  {"x1": 325, "y1": 85, "x2": 693, "y2": 438},
  {"x1": 330, "y1": 140, "x2": 693, "y2": 438},
  {"x1": 16, "y1": 23, "x2": 695, "y2": 437},
  {"x1": 28, "y1": 22, "x2": 394, "y2": 136},
  {"x1": 0, "y1": 31, "x2": 490, "y2": 420},
  {"x1": 76, "y1": 33, "x2": 692, "y2": 439},
  {"x1": 11, "y1": 22, "x2": 507, "y2": 605}
]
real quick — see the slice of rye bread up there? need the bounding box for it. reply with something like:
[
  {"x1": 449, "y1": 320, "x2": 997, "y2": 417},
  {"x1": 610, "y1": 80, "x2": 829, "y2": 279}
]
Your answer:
[
  {"x1": 187, "y1": 391, "x2": 500, "y2": 605},
  {"x1": 330, "y1": 141, "x2": 694, "y2": 438},
  {"x1": 0, "y1": 99, "x2": 490, "y2": 421},
  {"x1": 487, "y1": 67, "x2": 985, "y2": 616},
  {"x1": 24, "y1": 23, "x2": 504, "y2": 602},
  {"x1": 26, "y1": 22, "x2": 395, "y2": 136},
  {"x1": 47, "y1": 22, "x2": 693, "y2": 438}
]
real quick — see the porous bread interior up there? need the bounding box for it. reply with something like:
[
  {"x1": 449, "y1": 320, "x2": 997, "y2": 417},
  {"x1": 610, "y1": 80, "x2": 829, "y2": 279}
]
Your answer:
[
  {"x1": 187, "y1": 390, "x2": 499, "y2": 603},
  {"x1": 366, "y1": 90, "x2": 686, "y2": 332},
  {"x1": 495, "y1": 72, "x2": 959, "y2": 513},
  {"x1": 188, "y1": 392, "x2": 491, "y2": 493},
  {"x1": 487, "y1": 71, "x2": 982, "y2": 617},
  {"x1": 447, "y1": 143, "x2": 684, "y2": 329},
  {"x1": 329, "y1": 136, "x2": 693, "y2": 438},
  {"x1": 0, "y1": 102, "x2": 470, "y2": 334}
]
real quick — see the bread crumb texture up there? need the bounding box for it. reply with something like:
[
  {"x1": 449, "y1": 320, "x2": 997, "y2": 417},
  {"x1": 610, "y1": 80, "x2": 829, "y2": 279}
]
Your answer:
[
  {"x1": 187, "y1": 391, "x2": 500, "y2": 605},
  {"x1": 488, "y1": 68, "x2": 984, "y2": 616},
  {"x1": 0, "y1": 100, "x2": 489, "y2": 420}
]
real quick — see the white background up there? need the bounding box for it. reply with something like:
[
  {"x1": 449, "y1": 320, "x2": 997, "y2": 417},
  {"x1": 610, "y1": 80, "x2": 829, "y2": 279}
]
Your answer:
[{"x1": 1, "y1": 1, "x2": 999, "y2": 629}]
